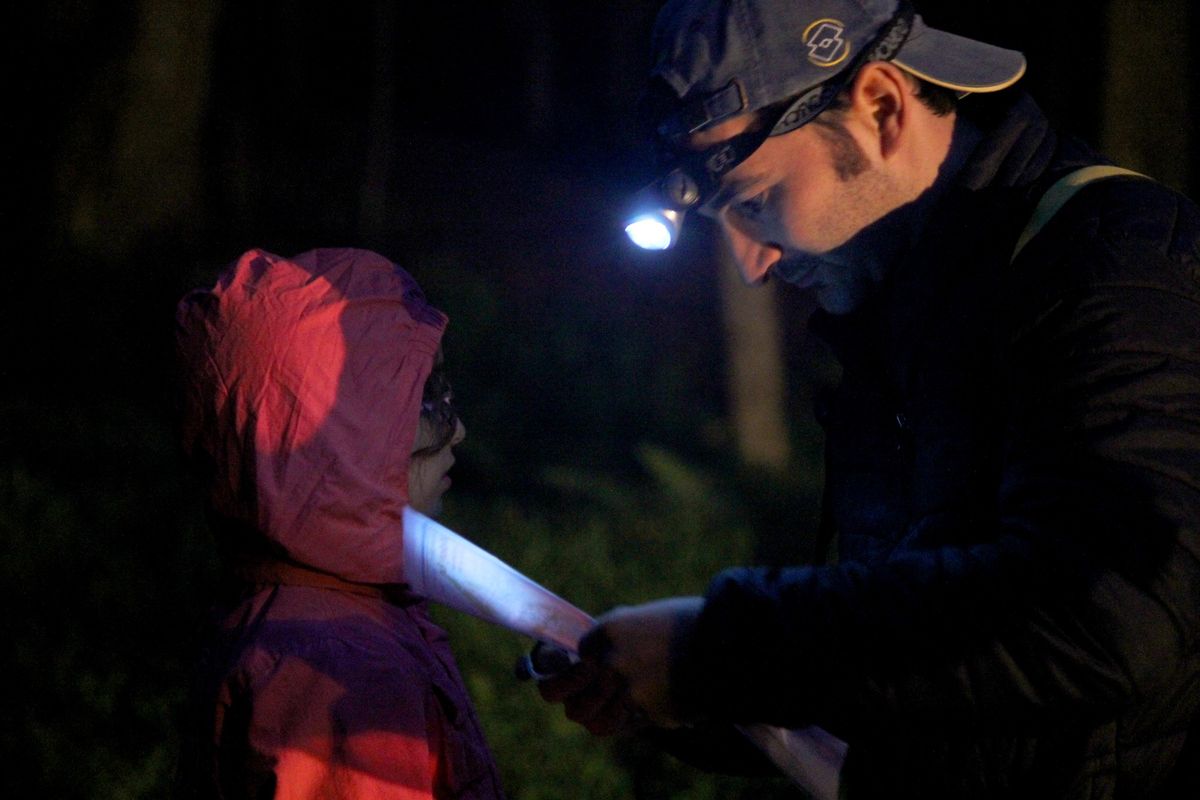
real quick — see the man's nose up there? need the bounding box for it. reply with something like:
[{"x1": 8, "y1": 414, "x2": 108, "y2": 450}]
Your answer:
[
  {"x1": 722, "y1": 222, "x2": 780, "y2": 285},
  {"x1": 451, "y1": 418, "x2": 467, "y2": 446}
]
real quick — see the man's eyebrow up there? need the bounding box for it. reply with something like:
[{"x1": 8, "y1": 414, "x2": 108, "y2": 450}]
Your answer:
[{"x1": 704, "y1": 174, "x2": 761, "y2": 214}]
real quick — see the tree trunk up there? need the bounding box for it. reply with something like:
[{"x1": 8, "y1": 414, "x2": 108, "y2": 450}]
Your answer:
[
  {"x1": 717, "y1": 240, "x2": 792, "y2": 470},
  {"x1": 604, "y1": 0, "x2": 656, "y2": 152},
  {"x1": 512, "y1": 1, "x2": 556, "y2": 142},
  {"x1": 1101, "y1": 0, "x2": 1191, "y2": 191},
  {"x1": 359, "y1": 0, "x2": 398, "y2": 243},
  {"x1": 61, "y1": 0, "x2": 218, "y2": 259}
]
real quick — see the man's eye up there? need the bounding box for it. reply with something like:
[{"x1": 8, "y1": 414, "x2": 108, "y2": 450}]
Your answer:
[{"x1": 734, "y1": 193, "x2": 767, "y2": 218}]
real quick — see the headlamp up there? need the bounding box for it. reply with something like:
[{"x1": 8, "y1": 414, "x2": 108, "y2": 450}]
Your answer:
[
  {"x1": 623, "y1": 1, "x2": 915, "y2": 252},
  {"x1": 624, "y1": 210, "x2": 683, "y2": 251},
  {"x1": 623, "y1": 169, "x2": 703, "y2": 250},
  {"x1": 621, "y1": 122, "x2": 780, "y2": 251}
]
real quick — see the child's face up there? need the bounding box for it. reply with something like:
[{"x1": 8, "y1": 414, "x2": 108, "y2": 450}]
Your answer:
[{"x1": 408, "y1": 415, "x2": 466, "y2": 517}]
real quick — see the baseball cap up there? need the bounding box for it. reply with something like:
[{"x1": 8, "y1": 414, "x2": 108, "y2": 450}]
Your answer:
[{"x1": 650, "y1": 0, "x2": 1027, "y2": 140}]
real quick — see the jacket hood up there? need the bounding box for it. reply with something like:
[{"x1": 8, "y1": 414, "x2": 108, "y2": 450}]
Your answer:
[{"x1": 176, "y1": 248, "x2": 447, "y2": 584}]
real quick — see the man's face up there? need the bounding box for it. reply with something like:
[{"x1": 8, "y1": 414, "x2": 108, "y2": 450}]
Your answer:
[{"x1": 693, "y1": 111, "x2": 906, "y2": 313}]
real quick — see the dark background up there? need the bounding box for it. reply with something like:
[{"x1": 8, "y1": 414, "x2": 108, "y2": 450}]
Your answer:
[{"x1": 5, "y1": 1, "x2": 1197, "y2": 797}]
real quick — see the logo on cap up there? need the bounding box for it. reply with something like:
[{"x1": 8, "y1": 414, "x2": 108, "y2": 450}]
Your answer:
[
  {"x1": 804, "y1": 19, "x2": 850, "y2": 67},
  {"x1": 706, "y1": 144, "x2": 739, "y2": 175}
]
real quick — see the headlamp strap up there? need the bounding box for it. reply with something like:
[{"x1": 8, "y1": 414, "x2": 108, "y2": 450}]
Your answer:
[
  {"x1": 770, "y1": 1, "x2": 915, "y2": 136},
  {"x1": 661, "y1": 0, "x2": 916, "y2": 209}
]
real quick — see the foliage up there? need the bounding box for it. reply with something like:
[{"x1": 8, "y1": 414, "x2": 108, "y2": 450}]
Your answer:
[
  {"x1": 1, "y1": 397, "x2": 217, "y2": 798},
  {"x1": 1, "y1": 392, "x2": 816, "y2": 798},
  {"x1": 1, "y1": 202, "x2": 828, "y2": 798},
  {"x1": 432, "y1": 445, "x2": 811, "y2": 800}
]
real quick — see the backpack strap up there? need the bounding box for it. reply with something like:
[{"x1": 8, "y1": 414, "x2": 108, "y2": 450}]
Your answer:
[{"x1": 1010, "y1": 165, "x2": 1147, "y2": 264}]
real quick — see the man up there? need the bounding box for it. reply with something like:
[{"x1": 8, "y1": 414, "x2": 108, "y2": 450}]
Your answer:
[{"x1": 541, "y1": 0, "x2": 1200, "y2": 796}]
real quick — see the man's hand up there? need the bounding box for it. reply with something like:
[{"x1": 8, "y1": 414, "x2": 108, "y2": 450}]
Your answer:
[
  {"x1": 580, "y1": 596, "x2": 704, "y2": 729},
  {"x1": 537, "y1": 596, "x2": 704, "y2": 734},
  {"x1": 536, "y1": 657, "x2": 641, "y2": 736}
]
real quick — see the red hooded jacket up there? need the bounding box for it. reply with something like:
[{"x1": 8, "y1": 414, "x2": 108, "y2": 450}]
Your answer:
[{"x1": 175, "y1": 248, "x2": 504, "y2": 799}]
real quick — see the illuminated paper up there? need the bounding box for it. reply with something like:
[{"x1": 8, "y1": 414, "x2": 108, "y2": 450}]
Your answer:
[
  {"x1": 402, "y1": 506, "x2": 845, "y2": 800},
  {"x1": 737, "y1": 722, "x2": 846, "y2": 800},
  {"x1": 402, "y1": 506, "x2": 593, "y2": 652}
]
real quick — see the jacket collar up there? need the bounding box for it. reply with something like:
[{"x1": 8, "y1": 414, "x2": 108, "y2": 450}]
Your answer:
[{"x1": 809, "y1": 90, "x2": 1081, "y2": 367}]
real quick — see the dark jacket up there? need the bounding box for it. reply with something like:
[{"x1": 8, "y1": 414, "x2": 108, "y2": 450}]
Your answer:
[{"x1": 675, "y1": 93, "x2": 1200, "y2": 798}]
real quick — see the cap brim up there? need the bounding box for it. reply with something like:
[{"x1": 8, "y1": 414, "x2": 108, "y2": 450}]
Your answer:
[{"x1": 892, "y1": 19, "x2": 1026, "y2": 94}]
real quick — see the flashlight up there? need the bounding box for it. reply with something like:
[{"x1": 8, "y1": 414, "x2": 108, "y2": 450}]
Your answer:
[
  {"x1": 514, "y1": 641, "x2": 577, "y2": 682},
  {"x1": 623, "y1": 168, "x2": 703, "y2": 251}
]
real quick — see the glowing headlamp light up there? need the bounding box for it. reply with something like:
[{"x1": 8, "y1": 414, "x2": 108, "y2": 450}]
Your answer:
[
  {"x1": 623, "y1": 3, "x2": 917, "y2": 253},
  {"x1": 623, "y1": 168, "x2": 704, "y2": 251},
  {"x1": 621, "y1": 115, "x2": 778, "y2": 251}
]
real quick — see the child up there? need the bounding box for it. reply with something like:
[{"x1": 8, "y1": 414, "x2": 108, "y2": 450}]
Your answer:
[{"x1": 174, "y1": 247, "x2": 503, "y2": 799}]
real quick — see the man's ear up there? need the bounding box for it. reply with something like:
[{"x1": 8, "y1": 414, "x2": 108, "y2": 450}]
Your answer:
[{"x1": 847, "y1": 62, "x2": 910, "y2": 160}]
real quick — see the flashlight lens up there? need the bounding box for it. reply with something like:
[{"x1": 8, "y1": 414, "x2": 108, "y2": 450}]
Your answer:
[{"x1": 625, "y1": 215, "x2": 675, "y2": 250}]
